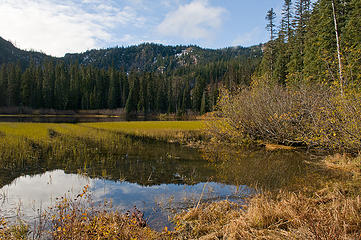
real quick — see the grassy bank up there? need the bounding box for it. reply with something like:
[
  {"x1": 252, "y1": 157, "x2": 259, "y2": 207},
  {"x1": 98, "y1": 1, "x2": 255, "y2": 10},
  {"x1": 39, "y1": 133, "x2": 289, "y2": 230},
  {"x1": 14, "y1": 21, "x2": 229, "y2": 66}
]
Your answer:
[{"x1": 0, "y1": 121, "x2": 204, "y2": 150}]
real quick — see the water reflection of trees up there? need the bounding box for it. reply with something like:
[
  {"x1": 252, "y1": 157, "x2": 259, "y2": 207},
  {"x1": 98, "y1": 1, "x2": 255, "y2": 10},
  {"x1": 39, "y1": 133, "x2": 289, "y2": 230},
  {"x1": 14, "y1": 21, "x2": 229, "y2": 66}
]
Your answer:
[
  {"x1": 203, "y1": 146, "x2": 320, "y2": 191},
  {"x1": 0, "y1": 128, "x2": 324, "y2": 191},
  {"x1": 0, "y1": 133, "x2": 216, "y2": 188}
]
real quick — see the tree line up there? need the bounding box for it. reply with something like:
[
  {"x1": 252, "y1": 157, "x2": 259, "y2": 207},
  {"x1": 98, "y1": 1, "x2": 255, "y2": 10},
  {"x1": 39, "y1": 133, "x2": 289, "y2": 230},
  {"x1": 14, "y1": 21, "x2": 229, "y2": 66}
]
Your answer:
[
  {"x1": 259, "y1": 0, "x2": 360, "y2": 91},
  {"x1": 0, "y1": 53, "x2": 260, "y2": 114}
]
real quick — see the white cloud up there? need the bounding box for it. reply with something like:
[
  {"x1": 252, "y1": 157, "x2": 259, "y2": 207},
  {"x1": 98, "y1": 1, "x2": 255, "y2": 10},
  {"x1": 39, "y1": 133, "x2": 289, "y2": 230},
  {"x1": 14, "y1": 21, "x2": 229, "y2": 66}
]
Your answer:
[
  {"x1": 157, "y1": 0, "x2": 226, "y2": 40},
  {"x1": 232, "y1": 27, "x2": 263, "y2": 47},
  {"x1": 0, "y1": 0, "x2": 144, "y2": 57}
]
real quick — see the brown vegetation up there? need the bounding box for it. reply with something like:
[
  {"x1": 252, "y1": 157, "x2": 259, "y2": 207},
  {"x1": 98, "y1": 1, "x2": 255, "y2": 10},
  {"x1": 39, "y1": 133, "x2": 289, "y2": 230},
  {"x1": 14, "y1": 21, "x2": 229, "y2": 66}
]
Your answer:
[
  {"x1": 207, "y1": 85, "x2": 361, "y2": 152},
  {"x1": 171, "y1": 189, "x2": 361, "y2": 240}
]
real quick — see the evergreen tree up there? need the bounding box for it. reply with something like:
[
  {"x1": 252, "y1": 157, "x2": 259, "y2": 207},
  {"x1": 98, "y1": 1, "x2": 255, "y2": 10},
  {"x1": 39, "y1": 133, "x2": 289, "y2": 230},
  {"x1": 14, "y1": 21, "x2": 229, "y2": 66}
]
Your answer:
[
  {"x1": 344, "y1": 0, "x2": 361, "y2": 88},
  {"x1": 42, "y1": 60, "x2": 55, "y2": 108},
  {"x1": 107, "y1": 68, "x2": 120, "y2": 109},
  {"x1": 0, "y1": 64, "x2": 8, "y2": 106},
  {"x1": 265, "y1": 8, "x2": 277, "y2": 80},
  {"x1": 21, "y1": 68, "x2": 33, "y2": 107},
  {"x1": 287, "y1": 0, "x2": 311, "y2": 84},
  {"x1": 282, "y1": 0, "x2": 293, "y2": 41},
  {"x1": 181, "y1": 80, "x2": 191, "y2": 111},
  {"x1": 200, "y1": 91, "x2": 208, "y2": 115}
]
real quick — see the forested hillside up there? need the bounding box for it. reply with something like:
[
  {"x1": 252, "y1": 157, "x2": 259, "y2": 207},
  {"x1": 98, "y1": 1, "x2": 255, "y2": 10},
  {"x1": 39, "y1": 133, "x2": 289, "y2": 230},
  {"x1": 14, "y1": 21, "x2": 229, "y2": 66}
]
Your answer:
[
  {"x1": 64, "y1": 43, "x2": 261, "y2": 73},
  {"x1": 211, "y1": 0, "x2": 361, "y2": 152},
  {"x1": 257, "y1": 0, "x2": 360, "y2": 89},
  {"x1": 0, "y1": 39, "x2": 262, "y2": 113},
  {"x1": 0, "y1": 37, "x2": 49, "y2": 67}
]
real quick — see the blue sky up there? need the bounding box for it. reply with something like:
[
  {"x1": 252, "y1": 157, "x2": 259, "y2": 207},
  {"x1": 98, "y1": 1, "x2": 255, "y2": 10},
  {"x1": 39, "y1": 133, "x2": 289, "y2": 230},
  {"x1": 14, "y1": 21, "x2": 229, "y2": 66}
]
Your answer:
[{"x1": 0, "y1": 0, "x2": 284, "y2": 57}]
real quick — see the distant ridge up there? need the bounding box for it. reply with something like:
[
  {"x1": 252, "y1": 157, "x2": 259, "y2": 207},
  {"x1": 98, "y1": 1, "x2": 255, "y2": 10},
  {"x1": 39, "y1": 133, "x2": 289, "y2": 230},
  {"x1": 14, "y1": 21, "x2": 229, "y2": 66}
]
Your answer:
[
  {"x1": 0, "y1": 36, "x2": 262, "y2": 72},
  {"x1": 0, "y1": 36, "x2": 51, "y2": 67}
]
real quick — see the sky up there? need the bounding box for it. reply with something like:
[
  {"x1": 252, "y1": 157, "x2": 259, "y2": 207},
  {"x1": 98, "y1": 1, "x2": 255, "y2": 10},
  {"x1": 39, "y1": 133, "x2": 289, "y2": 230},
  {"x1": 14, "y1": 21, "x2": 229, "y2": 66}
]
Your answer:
[{"x1": 0, "y1": 0, "x2": 285, "y2": 57}]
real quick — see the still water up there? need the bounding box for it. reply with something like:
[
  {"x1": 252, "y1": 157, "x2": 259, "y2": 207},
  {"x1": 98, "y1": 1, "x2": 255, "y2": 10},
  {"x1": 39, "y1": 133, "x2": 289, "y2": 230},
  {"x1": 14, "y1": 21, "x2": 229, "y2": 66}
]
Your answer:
[
  {"x1": 0, "y1": 115, "x2": 151, "y2": 123},
  {"x1": 0, "y1": 128, "x2": 322, "y2": 230}
]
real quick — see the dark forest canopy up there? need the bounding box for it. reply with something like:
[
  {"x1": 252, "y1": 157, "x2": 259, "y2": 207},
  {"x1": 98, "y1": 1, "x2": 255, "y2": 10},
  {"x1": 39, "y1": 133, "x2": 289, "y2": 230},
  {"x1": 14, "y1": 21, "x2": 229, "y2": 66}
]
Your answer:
[
  {"x1": 0, "y1": 38, "x2": 262, "y2": 113},
  {"x1": 258, "y1": 0, "x2": 361, "y2": 91}
]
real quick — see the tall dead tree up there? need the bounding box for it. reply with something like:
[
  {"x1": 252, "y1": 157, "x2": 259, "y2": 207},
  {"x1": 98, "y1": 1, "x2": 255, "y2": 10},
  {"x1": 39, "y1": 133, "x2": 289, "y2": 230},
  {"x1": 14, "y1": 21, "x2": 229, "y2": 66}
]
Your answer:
[{"x1": 331, "y1": 0, "x2": 344, "y2": 96}]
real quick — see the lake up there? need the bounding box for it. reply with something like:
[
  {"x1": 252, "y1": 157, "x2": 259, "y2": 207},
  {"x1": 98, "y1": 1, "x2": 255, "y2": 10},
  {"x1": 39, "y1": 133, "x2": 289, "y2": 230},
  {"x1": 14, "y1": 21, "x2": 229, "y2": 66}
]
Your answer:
[{"x1": 0, "y1": 122, "x2": 325, "y2": 231}]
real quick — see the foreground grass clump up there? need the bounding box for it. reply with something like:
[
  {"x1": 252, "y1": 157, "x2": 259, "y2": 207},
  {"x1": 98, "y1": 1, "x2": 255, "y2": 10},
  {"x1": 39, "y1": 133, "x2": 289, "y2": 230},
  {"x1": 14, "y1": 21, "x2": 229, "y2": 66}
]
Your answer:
[
  {"x1": 171, "y1": 189, "x2": 361, "y2": 240},
  {"x1": 49, "y1": 186, "x2": 165, "y2": 240},
  {"x1": 3, "y1": 189, "x2": 361, "y2": 239},
  {"x1": 0, "y1": 218, "x2": 28, "y2": 240}
]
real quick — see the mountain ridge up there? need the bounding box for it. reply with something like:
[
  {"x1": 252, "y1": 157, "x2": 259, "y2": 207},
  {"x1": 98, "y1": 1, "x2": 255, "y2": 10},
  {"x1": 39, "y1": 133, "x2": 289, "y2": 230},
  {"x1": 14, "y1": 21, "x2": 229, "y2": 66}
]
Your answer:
[{"x1": 0, "y1": 36, "x2": 262, "y2": 72}]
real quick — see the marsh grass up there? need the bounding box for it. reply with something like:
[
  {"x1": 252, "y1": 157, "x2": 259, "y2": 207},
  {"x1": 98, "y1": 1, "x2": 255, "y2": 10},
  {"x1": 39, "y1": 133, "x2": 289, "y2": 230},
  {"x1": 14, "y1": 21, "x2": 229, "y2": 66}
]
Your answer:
[
  {"x1": 0, "y1": 121, "x2": 203, "y2": 182},
  {"x1": 170, "y1": 189, "x2": 361, "y2": 240},
  {"x1": 81, "y1": 121, "x2": 205, "y2": 145},
  {"x1": 324, "y1": 154, "x2": 361, "y2": 176}
]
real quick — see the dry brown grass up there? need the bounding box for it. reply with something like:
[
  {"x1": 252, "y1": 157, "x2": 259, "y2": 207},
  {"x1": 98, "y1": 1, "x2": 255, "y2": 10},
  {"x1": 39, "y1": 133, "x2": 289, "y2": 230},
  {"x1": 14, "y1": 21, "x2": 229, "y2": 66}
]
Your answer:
[
  {"x1": 171, "y1": 189, "x2": 361, "y2": 240},
  {"x1": 324, "y1": 154, "x2": 361, "y2": 177}
]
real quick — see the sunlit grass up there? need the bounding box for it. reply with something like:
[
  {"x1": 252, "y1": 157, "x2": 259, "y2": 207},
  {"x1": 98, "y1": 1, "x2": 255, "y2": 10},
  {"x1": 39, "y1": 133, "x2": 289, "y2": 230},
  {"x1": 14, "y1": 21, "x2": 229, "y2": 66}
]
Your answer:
[
  {"x1": 82, "y1": 121, "x2": 204, "y2": 133},
  {"x1": 82, "y1": 121, "x2": 206, "y2": 144},
  {"x1": 0, "y1": 121, "x2": 205, "y2": 140},
  {"x1": 0, "y1": 122, "x2": 54, "y2": 141}
]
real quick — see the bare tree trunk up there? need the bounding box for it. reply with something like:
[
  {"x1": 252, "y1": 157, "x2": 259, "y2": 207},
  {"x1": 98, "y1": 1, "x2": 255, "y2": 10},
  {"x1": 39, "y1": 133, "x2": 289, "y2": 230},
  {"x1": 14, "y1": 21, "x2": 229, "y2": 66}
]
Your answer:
[{"x1": 331, "y1": 0, "x2": 344, "y2": 96}]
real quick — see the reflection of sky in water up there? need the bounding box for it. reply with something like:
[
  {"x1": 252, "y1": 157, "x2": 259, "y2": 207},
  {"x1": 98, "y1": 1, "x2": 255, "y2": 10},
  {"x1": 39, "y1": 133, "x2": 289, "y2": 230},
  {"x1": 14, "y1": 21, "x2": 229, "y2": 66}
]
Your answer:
[
  {"x1": 0, "y1": 170, "x2": 93, "y2": 221},
  {"x1": 0, "y1": 170, "x2": 253, "y2": 229}
]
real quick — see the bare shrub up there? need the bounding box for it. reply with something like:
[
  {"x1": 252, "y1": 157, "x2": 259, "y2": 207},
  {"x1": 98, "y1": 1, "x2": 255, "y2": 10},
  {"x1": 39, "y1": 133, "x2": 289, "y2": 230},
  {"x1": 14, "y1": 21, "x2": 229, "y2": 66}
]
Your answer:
[{"x1": 207, "y1": 85, "x2": 361, "y2": 152}]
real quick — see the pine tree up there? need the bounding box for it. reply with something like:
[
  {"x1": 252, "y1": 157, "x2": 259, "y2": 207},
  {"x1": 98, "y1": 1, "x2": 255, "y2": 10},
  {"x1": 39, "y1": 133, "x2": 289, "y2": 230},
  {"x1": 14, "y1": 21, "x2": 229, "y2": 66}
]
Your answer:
[
  {"x1": 42, "y1": 60, "x2": 55, "y2": 108},
  {"x1": 181, "y1": 80, "x2": 191, "y2": 111},
  {"x1": 287, "y1": 0, "x2": 311, "y2": 85},
  {"x1": 344, "y1": 0, "x2": 361, "y2": 88},
  {"x1": 21, "y1": 68, "x2": 33, "y2": 107},
  {"x1": 121, "y1": 72, "x2": 129, "y2": 108},
  {"x1": 0, "y1": 64, "x2": 8, "y2": 106},
  {"x1": 265, "y1": 8, "x2": 277, "y2": 79},
  {"x1": 145, "y1": 73, "x2": 154, "y2": 112},
  {"x1": 303, "y1": 0, "x2": 350, "y2": 86},
  {"x1": 266, "y1": 8, "x2": 277, "y2": 42},
  {"x1": 125, "y1": 72, "x2": 139, "y2": 114},
  {"x1": 108, "y1": 68, "x2": 119, "y2": 109},
  {"x1": 282, "y1": 0, "x2": 293, "y2": 41},
  {"x1": 8, "y1": 64, "x2": 21, "y2": 106},
  {"x1": 137, "y1": 74, "x2": 146, "y2": 113},
  {"x1": 200, "y1": 91, "x2": 208, "y2": 115}
]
